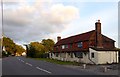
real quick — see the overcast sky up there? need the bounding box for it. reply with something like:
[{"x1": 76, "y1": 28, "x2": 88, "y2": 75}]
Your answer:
[{"x1": 0, "y1": 0, "x2": 119, "y2": 47}]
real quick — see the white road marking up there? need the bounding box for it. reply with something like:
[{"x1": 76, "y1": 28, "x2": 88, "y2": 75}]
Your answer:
[
  {"x1": 21, "y1": 60, "x2": 24, "y2": 63},
  {"x1": 17, "y1": 58, "x2": 21, "y2": 61},
  {"x1": 16, "y1": 57, "x2": 51, "y2": 74},
  {"x1": 36, "y1": 67, "x2": 51, "y2": 74},
  {"x1": 26, "y1": 63, "x2": 32, "y2": 66}
]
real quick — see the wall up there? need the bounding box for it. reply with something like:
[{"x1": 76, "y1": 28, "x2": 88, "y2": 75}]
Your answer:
[
  {"x1": 89, "y1": 48, "x2": 98, "y2": 64},
  {"x1": 50, "y1": 48, "x2": 119, "y2": 64},
  {"x1": 50, "y1": 52, "x2": 91, "y2": 64},
  {"x1": 97, "y1": 51, "x2": 119, "y2": 64},
  {"x1": 89, "y1": 48, "x2": 119, "y2": 64}
]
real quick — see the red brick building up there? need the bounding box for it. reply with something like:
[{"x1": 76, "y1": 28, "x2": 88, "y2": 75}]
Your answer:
[{"x1": 50, "y1": 20, "x2": 119, "y2": 64}]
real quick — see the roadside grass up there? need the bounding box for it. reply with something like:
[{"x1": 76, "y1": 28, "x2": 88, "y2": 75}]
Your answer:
[{"x1": 32, "y1": 58, "x2": 80, "y2": 66}]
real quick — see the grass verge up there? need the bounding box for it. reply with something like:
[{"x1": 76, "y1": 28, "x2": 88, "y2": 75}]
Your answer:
[{"x1": 32, "y1": 58, "x2": 80, "y2": 66}]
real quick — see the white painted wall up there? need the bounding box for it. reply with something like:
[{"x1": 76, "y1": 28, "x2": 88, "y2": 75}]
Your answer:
[
  {"x1": 50, "y1": 52, "x2": 91, "y2": 63},
  {"x1": 89, "y1": 48, "x2": 119, "y2": 64},
  {"x1": 89, "y1": 48, "x2": 99, "y2": 64},
  {"x1": 97, "y1": 51, "x2": 119, "y2": 64},
  {"x1": 50, "y1": 48, "x2": 119, "y2": 64}
]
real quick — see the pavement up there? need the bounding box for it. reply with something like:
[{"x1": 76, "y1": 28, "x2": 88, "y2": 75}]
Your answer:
[
  {"x1": 2, "y1": 56, "x2": 100, "y2": 75},
  {"x1": 62, "y1": 63, "x2": 119, "y2": 75}
]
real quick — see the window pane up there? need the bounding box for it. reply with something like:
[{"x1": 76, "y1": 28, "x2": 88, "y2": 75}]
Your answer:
[
  {"x1": 78, "y1": 42, "x2": 83, "y2": 48},
  {"x1": 65, "y1": 45, "x2": 68, "y2": 48},
  {"x1": 70, "y1": 44, "x2": 72, "y2": 48},
  {"x1": 62, "y1": 45, "x2": 65, "y2": 49},
  {"x1": 91, "y1": 53, "x2": 94, "y2": 58},
  {"x1": 74, "y1": 52, "x2": 83, "y2": 58}
]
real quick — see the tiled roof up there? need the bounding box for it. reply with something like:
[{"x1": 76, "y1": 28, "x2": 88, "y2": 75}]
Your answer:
[
  {"x1": 90, "y1": 47, "x2": 118, "y2": 51},
  {"x1": 55, "y1": 30, "x2": 95, "y2": 46},
  {"x1": 55, "y1": 30, "x2": 115, "y2": 46},
  {"x1": 102, "y1": 35, "x2": 115, "y2": 42}
]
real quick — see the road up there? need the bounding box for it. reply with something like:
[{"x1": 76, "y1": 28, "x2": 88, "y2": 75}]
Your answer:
[{"x1": 2, "y1": 56, "x2": 99, "y2": 75}]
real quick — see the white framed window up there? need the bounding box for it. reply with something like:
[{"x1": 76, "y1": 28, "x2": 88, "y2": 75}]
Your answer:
[
  {"x1": 74, "y1": 52, "x2": 83, "y2": 58},
  {"x1": 77, "y1": 42, "x2": 83, "y2": 48},
  {"x1": 62, "y1": 45, "x2": 68, "y2": 49},
  {"x1": 62, "y1": 45, "x2": 65, "y2": 49}
]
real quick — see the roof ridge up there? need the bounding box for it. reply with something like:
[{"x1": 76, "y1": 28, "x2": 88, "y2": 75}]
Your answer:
[{"x1": 61, "y1": 30, "x2": 95, "y2": 40}]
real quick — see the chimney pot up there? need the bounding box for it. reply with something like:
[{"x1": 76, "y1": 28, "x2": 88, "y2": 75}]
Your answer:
[
  {"x1": 57, "y1": 36, "x2": 61, "y2": 42},
  {"x1": 98, "y1": 20, "x2": 100, "y2": 22}
]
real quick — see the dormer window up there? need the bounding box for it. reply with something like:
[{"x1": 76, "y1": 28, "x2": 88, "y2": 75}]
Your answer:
[{"x1": 77, "y1": 42, "x2": 83, "y2": 48}]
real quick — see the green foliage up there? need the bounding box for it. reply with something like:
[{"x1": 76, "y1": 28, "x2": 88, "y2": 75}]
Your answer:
[
  {"x1": 15, "y1": 45, "x2": 26, "y2": 55},
  {"x1": 1, "y1": 36, "x2": 55, "y2": 58},
  {"x1": 2, "y1": 37, "x2": 25, "y2": 57},
  {"x1": 28, "y1": 42, "x2": 45, "y2": 58},
  {"x1": 41, "y1": 39, "x2": 55, "y2": 52},
  {"x1": 34, "y1": 58, "x2": 80, "y2": 65},
  {"x1": 3, "y1": 37, "x2": 16, "y2": 55},
  {"x1": 2, "y1": 51, "x2": 8, "y2": 57},
  {"x1": 27, "y1": 39, "x2": 55, "y2": 58}
]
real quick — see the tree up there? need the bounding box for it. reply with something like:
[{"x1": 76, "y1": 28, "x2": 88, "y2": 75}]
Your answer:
[
  {"x1": 3, "y1": 37, "x2": 16, "y2": 55},
  {"x1": 41, "y1": 39, "x2": 55, "y2": 53},
  {"x1": 15, "y1": 45, "x2": 26, "y2": 55},
  {"x1": 24, "y1": 39, "x2": 55, "y2": 58},
  {"x1": 28, "y1": 42, "x2": 45, "y2": 58},
  {"x1": 2, "y1": 37, "x2": 25, "y2": 56}
]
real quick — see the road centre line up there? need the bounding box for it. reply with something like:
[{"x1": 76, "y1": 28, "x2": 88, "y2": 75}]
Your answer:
[
  {"x1": 26, "y1": 62, "x2": 32, "y2": 66},
  {"x1": 36, "y1": 67, "x2": 52, "y2": 74},
  {"x1": 17, "y1": 57, "x2": 19, "y2": 60},
  {"x1": 21, "y1": 60, "x2": 24, "y2": 63},
  {"x1": 17, "y1": 57, "x2": 51, "y2": 74}
]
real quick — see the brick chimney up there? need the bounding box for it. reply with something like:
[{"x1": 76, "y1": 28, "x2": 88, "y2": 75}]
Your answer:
[
  {"x1": 95, "y1": 20, "x2": 103, "y2": 48},
  {"x1": 57, "y1": 36, "x2": 61, "y2": 42}
]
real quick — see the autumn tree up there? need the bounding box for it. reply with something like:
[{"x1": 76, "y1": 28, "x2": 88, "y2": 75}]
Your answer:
[
  {"x1": 3, "y1": 37, "x2": 16, "y2": 55},
  {"x1": 41, "y1": 39, "x2": 55, "y2": 53},
  {"x1": 2, "y1": 37, "x2": 25, "y2": 56},
  {"x1": 28, "y1": 42, "x2": 45, "y2": 58},
  {"x1": 27, "y1": 39, "x2": 55, "y2": 58},
  {"x1": 15, "y1": 45, "x2": 26, "y2": 55}
]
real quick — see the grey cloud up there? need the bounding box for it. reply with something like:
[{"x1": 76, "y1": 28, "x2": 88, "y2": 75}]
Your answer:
[{"x1": 3, "y1": 1, "x2": 79, "y2": 44}]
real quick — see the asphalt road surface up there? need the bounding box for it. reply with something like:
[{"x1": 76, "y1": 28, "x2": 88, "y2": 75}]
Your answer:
[{"x1": 2, "y1": 56, "x2": 99, "y2": 75}]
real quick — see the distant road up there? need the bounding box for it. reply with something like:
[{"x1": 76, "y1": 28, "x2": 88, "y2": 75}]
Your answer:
[{"x1": 2, "y1": 56, "x2": 99, "y2": 75}]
